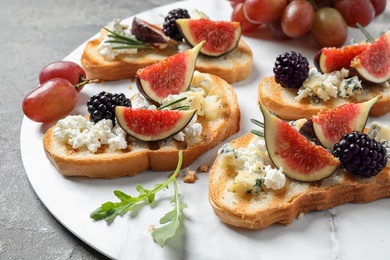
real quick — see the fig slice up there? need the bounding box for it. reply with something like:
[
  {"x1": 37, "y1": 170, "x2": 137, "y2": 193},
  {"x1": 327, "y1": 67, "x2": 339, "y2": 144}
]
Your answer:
[
  {"x1": 115, "y1": 106, "x2": 196, "y2": 142},
  {"x1": 313, "y1": 44, "x2": 369, "y2": 73},
  {"x1": 176, "y1": 18, "x2": 241, "y2": 57},
  {"x1": 131, "y1": 17, "x2": 170, "y2": 43},
  {"x1": 260, "y1": 103, "x2": 340, "y2": 182},
  {"x1": 312, "y1": 96, "x2": 380, "y2": 150},
  {"x1": 350, "y1": 31, "x2": 390, "y2": 84},
  {"x1": 136, "y1": 41, "x2": 204, "y2": 104}
]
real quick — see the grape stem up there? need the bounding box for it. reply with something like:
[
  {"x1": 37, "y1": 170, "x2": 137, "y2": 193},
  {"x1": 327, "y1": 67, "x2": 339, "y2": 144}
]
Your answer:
[
  {"x1": 75, "y1": 77, "x2": 102, "y2": 91},
  {"x1": 308, "y1": 0, "x2": 318, "y2": 11}
]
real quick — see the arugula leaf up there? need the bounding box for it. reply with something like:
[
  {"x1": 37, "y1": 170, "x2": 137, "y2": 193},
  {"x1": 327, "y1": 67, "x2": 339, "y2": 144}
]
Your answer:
[
  {"x1": 90, "y1": 151, "x2": 186, "y2": 246},
  {"x1": 151, "y1": 176, "x2": 187, "y2": 247}
]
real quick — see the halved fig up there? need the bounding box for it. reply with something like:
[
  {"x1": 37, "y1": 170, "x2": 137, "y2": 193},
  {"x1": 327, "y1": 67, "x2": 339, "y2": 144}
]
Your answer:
[
  {"x1": 313, "y1": 44, "x2": 369, "y2": 73},
  {"x1": 260, "y1": 103, "x2": 340, "y2": 182},
  {"x1": 136, "y1": 41, "x2": 204, "y2": 104},
  {"x1": 131, "y1": 17, "x2": 170, "y2": 43},
  {"x1": 115, "y1": 106, "x2": 196, "y2": 142},
  {"x1": 350, "y1": 31, "x2": 390, "y2": 84},
  {"x1": 176, "y1": 18, "x2": 241, "y2": 57},
  {"x1": 312, "y1": 96, "x2": 380, "y2": 150}
]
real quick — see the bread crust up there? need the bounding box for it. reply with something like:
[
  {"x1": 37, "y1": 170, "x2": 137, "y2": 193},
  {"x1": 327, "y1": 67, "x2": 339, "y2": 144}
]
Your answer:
[
  {"x1": 81, "y1": 37, "x2": 253, "y2": 84},
  {"x1": 258, "y1": 76, "x2": 390, "y2": 120},
  {"x1": 43, "y1": 72, "x2": 240, "y2": 178},
  {"x1": 208, "y1": 133, "x2": 390, "y2": 229}
]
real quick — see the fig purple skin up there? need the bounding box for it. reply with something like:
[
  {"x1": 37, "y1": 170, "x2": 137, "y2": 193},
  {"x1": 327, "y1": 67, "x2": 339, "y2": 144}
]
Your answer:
[
  {"x1": 131, "y1": 17, "x2": 169, "y2": 43},
  {"x1": 298, "y1": 119, "x2": 321, "y2": 145},
  {"x1": 313, "y1": 50, "x2": 323, "y2": 73}
]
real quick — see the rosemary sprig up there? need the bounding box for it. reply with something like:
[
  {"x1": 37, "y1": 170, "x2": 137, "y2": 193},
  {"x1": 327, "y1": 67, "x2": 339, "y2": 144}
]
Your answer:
[
  {"x1": 103, "y1": 27, "x2": 149, "y2": 49},
  {"x1": 250, "y1": 118, "x2": 264, "y2": 138},
  {"x1": 158, "y1": 97, "x2": 190, "y2": 111},
  {"x1": 356, "y1": 23, "x2": 375, "y2": 43}
]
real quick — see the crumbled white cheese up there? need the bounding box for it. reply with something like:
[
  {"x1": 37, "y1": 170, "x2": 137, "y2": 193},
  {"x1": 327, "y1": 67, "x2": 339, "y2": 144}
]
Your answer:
[
  {"x1": 219, "y1": 135, "x2": 286, "y2": 194},
  {"x1": 172, "y1": 114, "x2": 202, "y2": 142},
  {"x1": 296, "y1": 68, "x2": 362, "y2": 102},
  {"x1": 161, "y1": 87, "x2": 222, "y2": 119},
  {"x1": 97, "y1": 19, "x2": 138, "y2": 60},
  {"x1": 53, "y1": 115, "x2": 127, "y2": 153},
  {"x1": 131, "y1": 93, "x2": 158, "y2": 110},
  {"x1": 263, "y1": 165, "x2": 286, "y2": 190}
]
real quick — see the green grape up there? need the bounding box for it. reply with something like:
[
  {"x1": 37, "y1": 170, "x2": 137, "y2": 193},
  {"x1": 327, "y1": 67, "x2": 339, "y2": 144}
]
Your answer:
[{"x1": 311, "y1": 7, "x2": 348, "y2": 47}]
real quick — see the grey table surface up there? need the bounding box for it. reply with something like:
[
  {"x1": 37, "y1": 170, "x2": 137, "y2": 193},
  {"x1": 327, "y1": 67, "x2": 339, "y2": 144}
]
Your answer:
[{"x1": 1, "y1": 0, "x2": 178, "y2": 259}]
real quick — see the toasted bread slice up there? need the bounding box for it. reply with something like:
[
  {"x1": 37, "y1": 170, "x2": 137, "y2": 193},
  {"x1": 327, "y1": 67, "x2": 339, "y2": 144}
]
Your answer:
[
  {"x1": 208, "y1": 133, "x2": 390, "y2": 230},
  {"x1": 258, "y1": 76, "x2": 390, "y2": 120},
  {"x1": 43, "y1": 72, "x2": 240, "y2": 178},
  {"x1": 81, "y1": 36, "x2": 253, "y2": 84}
]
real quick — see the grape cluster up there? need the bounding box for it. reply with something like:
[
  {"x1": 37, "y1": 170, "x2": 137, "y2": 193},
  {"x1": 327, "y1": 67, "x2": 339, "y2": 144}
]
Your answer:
[
  {"x1": 333, "y1": 131, "x2": 387, "y2": 177},
  {"x1": 22, "y1": 61, "x2": 90, "y2": 123},
  {"x1": 229, "y1": 0, "x2": 387, "y2": 47}
]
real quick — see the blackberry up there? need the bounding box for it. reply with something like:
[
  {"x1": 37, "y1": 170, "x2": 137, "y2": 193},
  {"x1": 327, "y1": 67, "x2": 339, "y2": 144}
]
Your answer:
[
  {"x1": 162, "y1": 8, "x2": 190, "y2": 41},
  {"x1": 87, "y1": 91, "x2": 131, "y2": 124},
  {"x1": 333, "y1": 131, "x2": 387, "y2": 178},
  {"x1": 273, "y1": 51, "x2": 309, "y2": 88}
]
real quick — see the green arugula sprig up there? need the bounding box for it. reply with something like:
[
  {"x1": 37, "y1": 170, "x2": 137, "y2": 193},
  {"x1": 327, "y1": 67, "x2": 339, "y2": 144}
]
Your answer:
[
  {"x1": 152, "y1": 173, "x2": 187, "y2": 246},
  {"x1": 90, "y1": 151, "x2": 187, "y2": 246},
  {"x1": 103, "y1": 27, "x2": 149, "y2": 49}
]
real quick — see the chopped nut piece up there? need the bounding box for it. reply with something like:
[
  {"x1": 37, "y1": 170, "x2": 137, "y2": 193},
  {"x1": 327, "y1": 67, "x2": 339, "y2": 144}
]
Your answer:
[
  {"x1": 183, "y1": 168, "x2": 199, "y2": 183},
  {"x1": 197, "y1": 164, "x2": 210, "y2": 173}
]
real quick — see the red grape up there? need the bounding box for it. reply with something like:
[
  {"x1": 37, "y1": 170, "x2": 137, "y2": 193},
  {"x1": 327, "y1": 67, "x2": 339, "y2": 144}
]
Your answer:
[
  {"x1": 267, "y1": 19, "x2": 291, "y2": 40},
  {"x1": 281, "y1": 0, "x2": 315, "y2": 38},
  {"x1": 333, "y1": 0, "x2": 375, "y2": 28},
  {"x1": 312, "y1": 0, "x2": 332, "y2": 8},
  {"x1": 311, "y1": 7, "x2": 348, "y2": 47},
  {"x1": 229, "y1": 0, "x2": 245, "y2": 8},
  {"x1": 39, "y1": 61, "x2": 87, "y2": 92},
  {"x1": 231, "y1": 3, "x2": 259, "y2": 34},
  {"x1": 243, "y1": 0, "x2": 287, "y2": 24},
  {"x1": 370, "y1": 0, "x2": 387, "y2": 16},
  {"x1": 23, "y1": 78, "x2": 78, "y2": 123}
]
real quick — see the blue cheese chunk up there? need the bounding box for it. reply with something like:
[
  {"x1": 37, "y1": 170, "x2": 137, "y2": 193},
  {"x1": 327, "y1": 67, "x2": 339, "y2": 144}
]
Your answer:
[
  {"x1": 296, "y1": 68, "x2": 362, "y2": 102},
  {"x1": 219, "y1": 136, "x2": 286, "y2": 194},
  {"x1": 338, "y1": 76, "x2": 363, "y2": 98}
]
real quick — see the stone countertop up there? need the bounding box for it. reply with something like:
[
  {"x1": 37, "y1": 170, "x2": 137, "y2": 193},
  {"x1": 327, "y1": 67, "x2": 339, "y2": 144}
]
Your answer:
[{"x1": 1, "y1": 0, "x2": 176, "y2": 259}]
